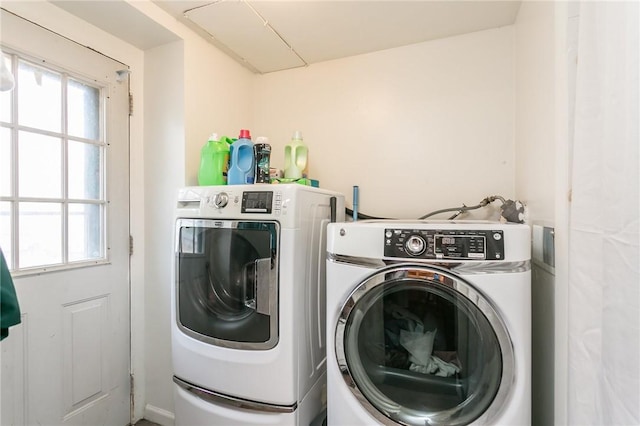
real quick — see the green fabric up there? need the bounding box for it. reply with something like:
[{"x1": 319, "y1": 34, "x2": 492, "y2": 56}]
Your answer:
[{"x1": 1, "y1": 248, "x2": 21, "y2": 341}]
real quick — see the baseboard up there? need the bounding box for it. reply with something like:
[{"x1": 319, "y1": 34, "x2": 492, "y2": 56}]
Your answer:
[{"x1": 144, "y1": 404, "x2": 175, "y2": 426}]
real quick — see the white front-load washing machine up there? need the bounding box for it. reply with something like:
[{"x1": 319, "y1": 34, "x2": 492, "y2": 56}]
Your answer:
[
  {"x1": 326, "y1": 220, "x2": 531, "y2": 426},
  {"x1": 172, "y1": 184, "x2": 344, "y2": 425}
]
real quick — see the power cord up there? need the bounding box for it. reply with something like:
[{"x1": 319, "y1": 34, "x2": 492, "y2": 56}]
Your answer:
[
  {"x1": 345, "y1": 208, "x2": 387, "y2": 220},
  {"x1": 345, "y1": 195, "x2": 525, "y2": 223},
  {"x1": 419, "y1": 195, "x2": 505, "y2": 220},
  {"x1": 420, "y1": 195, "x2": 525, "y2": 223}
]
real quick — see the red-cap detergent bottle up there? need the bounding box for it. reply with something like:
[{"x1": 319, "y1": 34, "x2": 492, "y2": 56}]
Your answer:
[{"x1": 228, "y1": 129, "x2": 255, "y2": 185}]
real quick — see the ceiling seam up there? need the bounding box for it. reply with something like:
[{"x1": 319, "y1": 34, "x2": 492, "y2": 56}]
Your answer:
[
  {"x1": 182, "y1": 9, "x2": 261, "y2": 73},
  {"x1": 182, "y1": 1, "x2": 220, "y2": 15},
  {"x1": 242, "y1": 0, "x2": 308, "y2": 68}
]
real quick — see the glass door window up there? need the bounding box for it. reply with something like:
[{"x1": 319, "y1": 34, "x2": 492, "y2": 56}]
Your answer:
[
  {"x1": 336, "y1": 265, "x2": 514, "y2": 426},
  {"x1": 0, "y1": 51, "x2": 106, "y2": 273},
  {"x1": 176, "y1": 219, "x2": 279, "y2": 350}
]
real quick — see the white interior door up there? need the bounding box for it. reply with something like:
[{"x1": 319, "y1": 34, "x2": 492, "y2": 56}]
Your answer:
[{"x1": 0, "y1": 9, "x2": 130, "y2": 426}]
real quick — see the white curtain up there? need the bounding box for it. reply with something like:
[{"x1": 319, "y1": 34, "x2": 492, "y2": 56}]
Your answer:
[{"x1": 568, "y1": 1, "x2": 639, "y2": 425}]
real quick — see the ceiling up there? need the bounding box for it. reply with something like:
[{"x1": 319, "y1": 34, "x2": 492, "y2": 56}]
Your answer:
[{"x1": 52, "y1": 0, "x2": 522, "y2": 74}]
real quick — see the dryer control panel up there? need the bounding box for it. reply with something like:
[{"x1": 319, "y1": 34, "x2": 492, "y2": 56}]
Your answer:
[
  {"x1": 384, "y1": 228, "x2": 504, "y2": 260},
  {"x1": 241, "y1": 191, "x2": 274, "y2": 214}
]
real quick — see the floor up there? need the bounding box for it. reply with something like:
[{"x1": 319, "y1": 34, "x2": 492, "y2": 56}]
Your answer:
[{"x1": 133, "y1": 420, "x2": 161, "y2": 426}]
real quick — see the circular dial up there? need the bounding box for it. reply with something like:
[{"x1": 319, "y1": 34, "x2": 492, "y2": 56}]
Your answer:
[
  {"x1": 405, "y1": 235, "x2": 426, "y2": 256},
  {"x1": 212, "y1": 192, "x2": 229, "y2": 208}
]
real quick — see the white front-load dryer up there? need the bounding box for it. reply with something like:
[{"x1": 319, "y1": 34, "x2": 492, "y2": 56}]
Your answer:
[
  {"x1": 326, "y1": 220, "x2": 531, "y2": 426},
  {"x1": 172, "y1": 184, "x2": 344, "y2": 425}
]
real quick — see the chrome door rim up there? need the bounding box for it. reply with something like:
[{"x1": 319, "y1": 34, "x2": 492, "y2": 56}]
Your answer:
[{"x1": 335, "y1": 263, "x2": 515, "y2": 426}]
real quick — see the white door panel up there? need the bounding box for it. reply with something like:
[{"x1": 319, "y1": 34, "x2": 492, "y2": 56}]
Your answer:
[{"x1": 1, "y1": 9, "x2": 130, "y2": 426}]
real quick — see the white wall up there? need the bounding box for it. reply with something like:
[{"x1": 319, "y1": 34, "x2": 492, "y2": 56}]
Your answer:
[
  {"x1": 553, "y1": 3, "x2": 578, "y2": 424},
  {"x1": 514, "y1": 3, "x2": 555, "y2": 425},
  {"x1": 183, "y1": 36, "x2": 255, "y2": 186},
  {"x1": 514, "y1": 3, "x2": 564, "y2": 426},
  {"x1": 252, "y1": 26, "x2": 516, "y2": 220},
  {"x1": 515, "y1": 2, "x2": 556, "y2": 222},
  {"x1": 142, "y1": 40, "x2": 185, "y2": 422}
]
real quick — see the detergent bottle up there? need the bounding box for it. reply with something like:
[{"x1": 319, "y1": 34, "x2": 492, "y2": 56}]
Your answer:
[
  {"x1": 283, "y1": 130, "x2": 308, "y2": 179},
  {"x1": 197, "y1": 133, "x2": 230, "y2": 186},
  {"x1": 253, "y1": 136, "x2": 271, "y2": 184},
  {"x1": 228, "y1": 129, "x2": 255, "y2": 185}
]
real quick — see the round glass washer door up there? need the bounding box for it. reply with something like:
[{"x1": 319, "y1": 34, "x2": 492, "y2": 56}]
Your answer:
[{"x1": 335, "y1": 264, "x2": 514, "y2": 426}]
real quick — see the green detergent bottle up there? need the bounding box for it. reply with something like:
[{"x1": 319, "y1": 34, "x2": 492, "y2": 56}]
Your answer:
[
  {"x1": 198, "y1": 133, "x2": 231, "y2": 185},
  {"x1": 284, "y1": 130, "x2": 308, "y2": 179}
]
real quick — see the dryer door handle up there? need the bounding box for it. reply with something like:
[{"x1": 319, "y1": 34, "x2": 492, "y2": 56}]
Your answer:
[{"x1": 245, "y1": 258, "x2": 271, "y2": 316}]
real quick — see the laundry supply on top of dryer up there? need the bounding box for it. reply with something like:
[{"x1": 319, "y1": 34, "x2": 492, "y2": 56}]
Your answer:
[
  {"x1": 270, "y1": 177, "x2": 319, "y2": 187},
  {"x1": 228, "y1": 129, "x2": 254, "y2": 185},
  {"x1": 269, "y1": 167, "x2": 283, "y2": 179},
  {"x1": 197, "y1": 133, "x2": 231, "y2": 186},
  {"x1": 253, "y1": 136, "x2": 271, "y2": 184},
  {"x1": 284, "y1": 130, "x2": 308, "y2": 179}
]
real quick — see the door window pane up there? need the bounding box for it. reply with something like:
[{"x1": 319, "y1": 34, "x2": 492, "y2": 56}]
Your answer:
[
  {"x1": 18, "y1": 131, "x2": 61, "y2": 198},
  {"x1": 18, "y1": 60, "x2": 61, "y2": 132},
  {"x1": 0, "y1": 127, "x2": 10, "y2": 196},
  {"x1": 68, "y1": 141, "x2": 101, "y2": 200},
  {"x1": 19, "y1": 202, "x2": 61, "y2": 268},
  {"x1": 68, "y1": 79, "x2": 99, "y2": 140},
  {"x1": 0, "y1": 201, "x2": 11, "y2": 267},
  {"x1": 69, "y1": 203, "x2": 103, "y2": 262}
]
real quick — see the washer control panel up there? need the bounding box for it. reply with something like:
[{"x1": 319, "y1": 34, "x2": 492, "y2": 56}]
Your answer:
[{"x1": 384, "y1": 228, "x2": 504, "y2": 260}]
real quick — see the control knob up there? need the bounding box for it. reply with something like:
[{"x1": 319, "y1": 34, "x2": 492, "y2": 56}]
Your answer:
[
  {"x1": 405, "y1": 235, "x2": 426, "y2": 256},
  {"x1": 212, "y1": 192, "x2": 229, "y2": 209}
]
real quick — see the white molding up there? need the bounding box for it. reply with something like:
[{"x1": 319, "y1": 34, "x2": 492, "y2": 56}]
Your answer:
[{"x1": 143, "y1": 404, "x2": 175, "y2": 426}]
